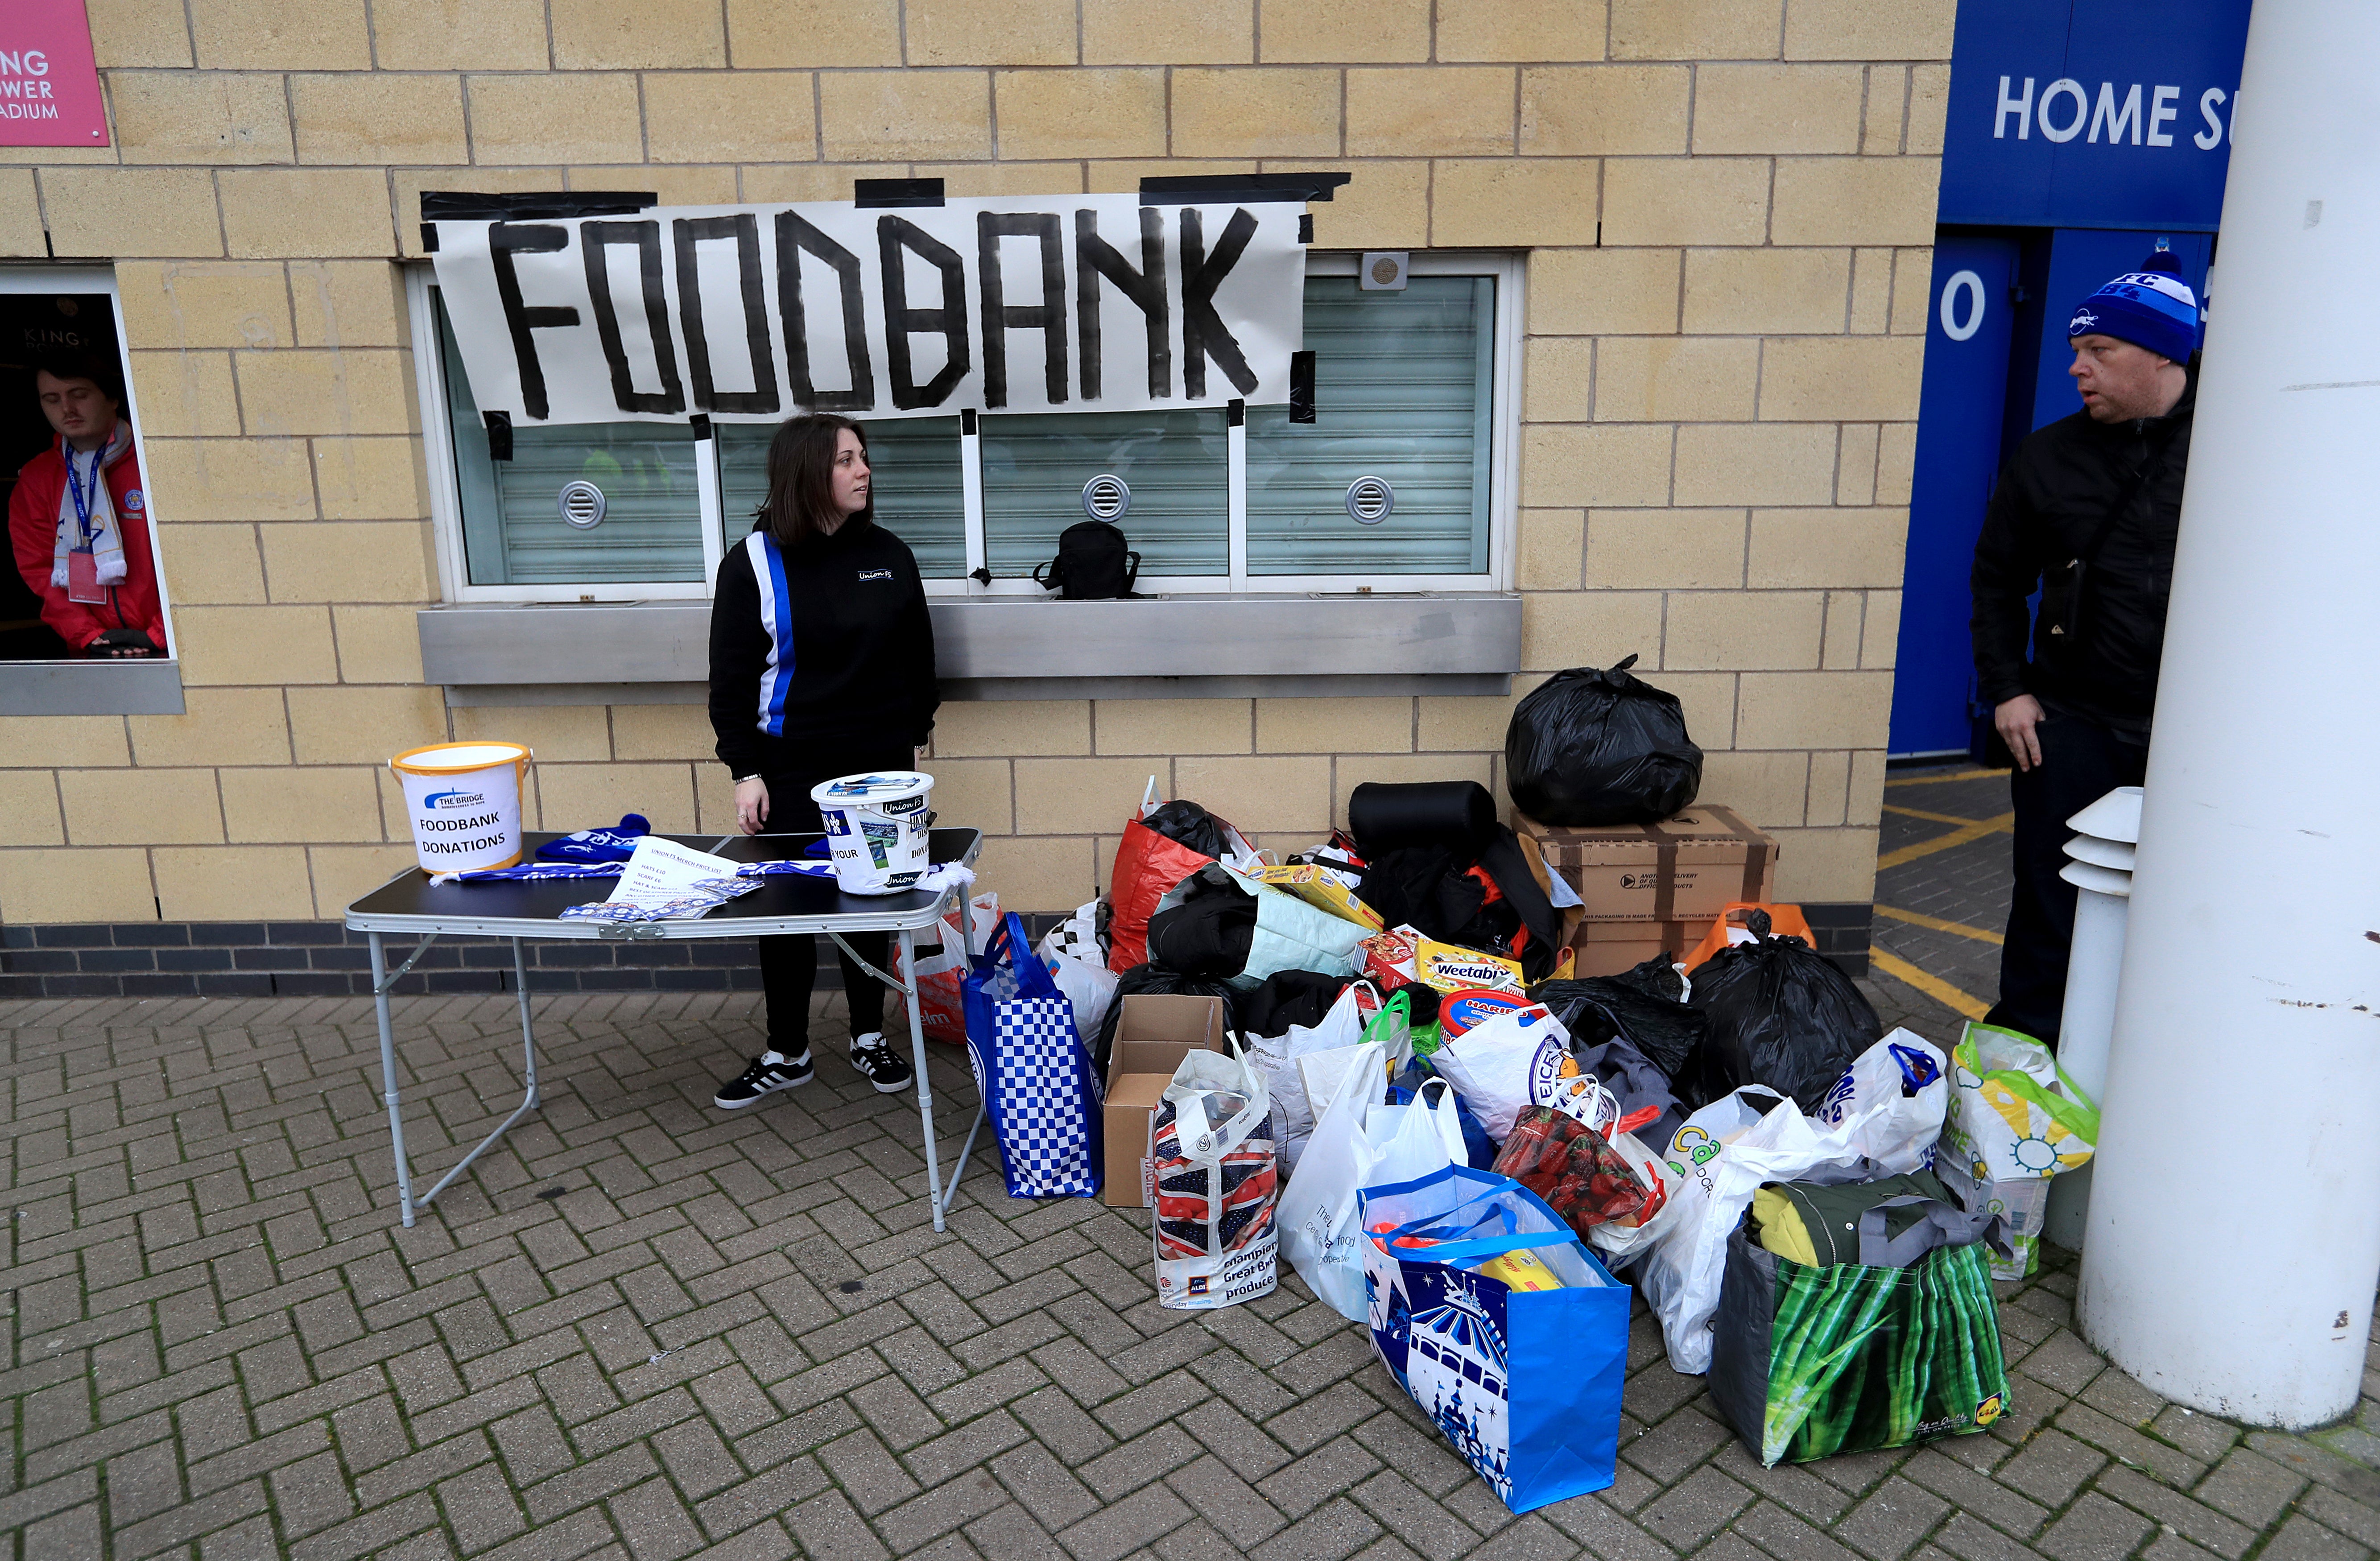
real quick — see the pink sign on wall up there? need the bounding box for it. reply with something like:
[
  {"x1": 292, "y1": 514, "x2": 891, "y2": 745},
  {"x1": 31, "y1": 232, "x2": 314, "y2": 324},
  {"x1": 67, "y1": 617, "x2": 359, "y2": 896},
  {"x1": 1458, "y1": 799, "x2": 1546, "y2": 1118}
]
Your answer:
[{"x1": 0, "y1": 0, "x2": 108, "y2": 149}]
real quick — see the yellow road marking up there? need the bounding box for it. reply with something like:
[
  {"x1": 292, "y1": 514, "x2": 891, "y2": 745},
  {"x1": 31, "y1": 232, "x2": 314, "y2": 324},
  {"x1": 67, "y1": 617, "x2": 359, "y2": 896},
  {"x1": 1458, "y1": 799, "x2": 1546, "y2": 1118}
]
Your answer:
[
  {"x1": 1876, "y1": 812, "x2": 2015, "y2": 870},
  {"x1": 1885, "y1": 768, "x2": 1999, "y2": 786},
  {"x1": 1875, "y1": 904, "x2": 2004, "y2": 945},
  {"x1": 1870, "y1": 950, "x2": 1991, "y2": 1020},
  {"x1": 1882, "y1": 803, "x2": 2007, "y2": 828}
]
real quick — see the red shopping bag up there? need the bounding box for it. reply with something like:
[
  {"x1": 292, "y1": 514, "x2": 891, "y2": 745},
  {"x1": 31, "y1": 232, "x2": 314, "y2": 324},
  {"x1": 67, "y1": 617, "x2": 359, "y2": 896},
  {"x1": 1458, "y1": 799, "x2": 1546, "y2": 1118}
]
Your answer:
[
  {"x1": 893, "y1": 892, "x2": 998, "y2": 1044},
  {"x1": 1105, "y1": 780, "x2": 1256, "y2": 972}
]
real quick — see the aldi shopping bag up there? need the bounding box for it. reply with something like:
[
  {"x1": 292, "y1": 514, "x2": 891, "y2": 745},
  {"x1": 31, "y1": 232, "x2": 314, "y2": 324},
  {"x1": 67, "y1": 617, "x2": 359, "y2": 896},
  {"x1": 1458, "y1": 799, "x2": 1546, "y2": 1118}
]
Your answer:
[
  {"x1": 963, "y1": 913, "x2": 1101, "y2": 1199},
  {"x1": 1709, "y1": 1206, "x2": 2011, "y2": 1466},
  {"x1": 895, "y1": 892, "x2": 999, "y2": 1045},
  {"x1": 1937, "y1": 1021, "x2": 2098, "y2": 1278},
  {"x1": 1153, "y1": 1036, "x2": 1279, "y2": 1309},
  {"x1": 1359, "y1": 1166, "x2": 1629, "y2": 1513}
]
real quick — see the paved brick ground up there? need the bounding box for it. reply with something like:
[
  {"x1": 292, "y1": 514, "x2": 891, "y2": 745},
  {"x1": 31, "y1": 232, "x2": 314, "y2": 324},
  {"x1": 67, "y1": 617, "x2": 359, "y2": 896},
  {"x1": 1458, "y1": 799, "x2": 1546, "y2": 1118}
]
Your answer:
[{"x1": 3, "y1": 974, "x2": 2375, "y2": 1561}]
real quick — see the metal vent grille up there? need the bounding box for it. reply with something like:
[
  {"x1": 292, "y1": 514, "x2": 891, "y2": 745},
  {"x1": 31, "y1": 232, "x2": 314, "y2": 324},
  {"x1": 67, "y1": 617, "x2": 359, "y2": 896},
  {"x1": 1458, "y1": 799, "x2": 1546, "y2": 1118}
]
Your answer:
[
  {"x1": 557, "y1": 479, "x2": 607, "y2": 529},
  {"x1": 1344, "y1": 475, "x2": 1395, "y2": 524},
  {"x1": 1080, "y1": 473, "x2": 1132, "y2": 521}
]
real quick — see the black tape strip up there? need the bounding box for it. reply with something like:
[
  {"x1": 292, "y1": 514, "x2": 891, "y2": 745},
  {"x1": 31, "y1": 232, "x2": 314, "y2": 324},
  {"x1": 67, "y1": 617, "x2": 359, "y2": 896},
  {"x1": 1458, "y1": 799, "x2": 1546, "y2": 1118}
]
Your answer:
[
  {"x1": 1288, "y1": 351, "x2": 1315, "y2": 424},
  {"x1": 482, "y1": 409, "x2": 512, "y2": 462},
  {"x1": 690, "y1": 413, "x2": 712, "y2": 441},
  {"x1": 855, "y1": 178, "x2": 946, "y2": 209},
  {"x1": 1654, "y1": 843, "x2": 1676, "y2": 924},
  {"x1": 1139, "y1": 172, "x2": 1352, "y2": 205},
  {"x1": 419, "y1": 224, "x2": 440, "y2": 253},
  {"x1": 1227, "y1": 398, "x2": 1244, "y2": 428},
  {"x1": 961, "y1": 408, "x2": 979, "y2": 436},
  {"x1": 421, "y1": 190, "x2": 654, "y2": 222},
  {"x1": 1297, "y1": 212, "x2": 1314, "y2": 244}
]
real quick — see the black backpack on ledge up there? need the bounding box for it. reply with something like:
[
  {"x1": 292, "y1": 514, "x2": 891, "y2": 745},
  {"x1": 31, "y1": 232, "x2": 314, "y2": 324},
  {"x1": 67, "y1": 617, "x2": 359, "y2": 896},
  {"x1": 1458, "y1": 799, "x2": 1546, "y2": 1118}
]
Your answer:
[{"x1": 1034, "y1": 520, "x2": 1141, "y2": 599}]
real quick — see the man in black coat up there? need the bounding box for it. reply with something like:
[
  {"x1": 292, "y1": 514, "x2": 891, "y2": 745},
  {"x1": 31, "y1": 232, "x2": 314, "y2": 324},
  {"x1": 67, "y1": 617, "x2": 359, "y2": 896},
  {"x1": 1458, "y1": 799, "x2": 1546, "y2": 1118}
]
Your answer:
[{"x1": 1969, "y1": 248, "x2": 2202, "y2": 1043}]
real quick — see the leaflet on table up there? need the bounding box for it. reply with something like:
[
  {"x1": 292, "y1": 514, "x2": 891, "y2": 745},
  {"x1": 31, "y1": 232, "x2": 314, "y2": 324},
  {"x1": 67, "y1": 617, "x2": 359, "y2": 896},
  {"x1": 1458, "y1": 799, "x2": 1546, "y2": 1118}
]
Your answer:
[
  {"x1": 610, "y1": 837, "x2": 740, "y2": 906},
  {"x1": 554, "y1": 838, "x2": 764, "y2": 923}
]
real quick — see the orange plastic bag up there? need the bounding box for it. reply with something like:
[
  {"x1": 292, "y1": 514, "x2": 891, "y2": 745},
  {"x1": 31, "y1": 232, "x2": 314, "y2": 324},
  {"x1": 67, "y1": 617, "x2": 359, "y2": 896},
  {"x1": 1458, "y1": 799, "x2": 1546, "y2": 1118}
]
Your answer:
[{"x1": 1683, "y1": 902, "x2": 1815, "y2": 971}]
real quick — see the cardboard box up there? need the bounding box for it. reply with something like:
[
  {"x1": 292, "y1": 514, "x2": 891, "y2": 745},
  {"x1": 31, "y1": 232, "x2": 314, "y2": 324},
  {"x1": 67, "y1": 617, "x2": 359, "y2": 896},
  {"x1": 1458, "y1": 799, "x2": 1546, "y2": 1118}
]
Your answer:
[
  {"x1": 1101, "y1": 994, "x2": 1227, "y2": 1209},
  {"x1": 1520, "y1": 805, "x2": 1778, "y2": 924},
  {"x1": 1567, "y1": 917, "x2": 1710, "y2": 978}
]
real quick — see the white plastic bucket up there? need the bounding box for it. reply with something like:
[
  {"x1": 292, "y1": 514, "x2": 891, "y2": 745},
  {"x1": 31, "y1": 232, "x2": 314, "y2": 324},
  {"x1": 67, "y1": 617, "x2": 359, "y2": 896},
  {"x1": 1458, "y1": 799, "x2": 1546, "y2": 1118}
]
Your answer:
[
  {"x1": 809, "y1": 771, "x2": 935, "y2": 895},
  {"x1": 391, "y1": 741, "x2": 533, "y2": 874}
]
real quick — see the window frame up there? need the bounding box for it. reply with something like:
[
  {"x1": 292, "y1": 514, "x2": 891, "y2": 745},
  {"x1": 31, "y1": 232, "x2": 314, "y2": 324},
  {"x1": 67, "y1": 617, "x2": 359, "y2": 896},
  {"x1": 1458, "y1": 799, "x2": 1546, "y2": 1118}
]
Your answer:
[
  {"x1": 0, "y1": 264, "x2": 182, "y2": 669},
  {"x1": 408, "y1": 249, "x2": 1521, "y2": 603}
]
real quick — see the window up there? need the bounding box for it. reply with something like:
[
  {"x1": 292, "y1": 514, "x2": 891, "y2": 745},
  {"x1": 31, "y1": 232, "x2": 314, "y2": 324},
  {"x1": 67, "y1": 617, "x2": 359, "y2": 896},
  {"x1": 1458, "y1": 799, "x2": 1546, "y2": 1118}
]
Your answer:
[
  {"x1": 0, "y1": 265, "x2": 184, "y2": 715},
  {"x1": 412, "y1": 251, "x2": 1517, "y2": 601}
]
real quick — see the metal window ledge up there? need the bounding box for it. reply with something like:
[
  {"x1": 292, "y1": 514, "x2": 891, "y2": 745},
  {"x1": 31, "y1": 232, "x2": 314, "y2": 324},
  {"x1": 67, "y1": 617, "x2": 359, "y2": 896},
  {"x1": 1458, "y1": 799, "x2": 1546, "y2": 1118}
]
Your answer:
[
  {"x1": 0, "y1": 658, "x2": 185, "y2": 716},
  {"x1": 417, "y1": 594, "x2": 1522, "y2": 704}
]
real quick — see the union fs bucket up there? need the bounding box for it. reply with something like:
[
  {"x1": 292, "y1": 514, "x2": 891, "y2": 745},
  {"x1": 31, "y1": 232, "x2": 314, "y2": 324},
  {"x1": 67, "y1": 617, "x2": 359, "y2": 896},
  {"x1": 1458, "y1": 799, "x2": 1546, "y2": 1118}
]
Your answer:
[
  {"x1": 391, "y1": 741, "x2": 533, "y2": 874},
  {"x1": 809, "y1": 771, "x2": 935, "y2": 895}
]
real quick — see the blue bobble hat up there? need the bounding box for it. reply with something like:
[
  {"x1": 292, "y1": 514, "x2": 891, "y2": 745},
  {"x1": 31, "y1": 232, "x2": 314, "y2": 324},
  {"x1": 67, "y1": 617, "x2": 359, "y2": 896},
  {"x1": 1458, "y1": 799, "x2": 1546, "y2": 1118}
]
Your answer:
[{"x1": 2068, "y1": 245, "x2": 2201, "y2": 362}]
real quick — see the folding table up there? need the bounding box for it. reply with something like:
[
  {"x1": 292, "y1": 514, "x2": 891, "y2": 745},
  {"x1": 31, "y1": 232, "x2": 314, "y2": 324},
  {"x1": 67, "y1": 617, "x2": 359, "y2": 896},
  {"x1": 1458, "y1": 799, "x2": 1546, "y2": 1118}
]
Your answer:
[{"x1": 344, "y1": 828, "x2": 983, "y2": 1230}]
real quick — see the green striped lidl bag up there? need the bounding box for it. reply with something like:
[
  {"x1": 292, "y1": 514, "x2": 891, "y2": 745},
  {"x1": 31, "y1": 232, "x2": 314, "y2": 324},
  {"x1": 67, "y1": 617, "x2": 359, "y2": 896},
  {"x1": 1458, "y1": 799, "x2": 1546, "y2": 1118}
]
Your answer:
[{"x1": 1708, "y1": 1211, "x2": 2010, "y2": 1466}]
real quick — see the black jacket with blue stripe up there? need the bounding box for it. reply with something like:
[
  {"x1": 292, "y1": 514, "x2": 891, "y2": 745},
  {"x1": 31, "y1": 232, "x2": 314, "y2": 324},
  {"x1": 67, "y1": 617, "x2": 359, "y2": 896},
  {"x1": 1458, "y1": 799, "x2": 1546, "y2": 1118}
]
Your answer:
[{"x1": 708, "y1": 517, "x2": 939, "y2": 778}]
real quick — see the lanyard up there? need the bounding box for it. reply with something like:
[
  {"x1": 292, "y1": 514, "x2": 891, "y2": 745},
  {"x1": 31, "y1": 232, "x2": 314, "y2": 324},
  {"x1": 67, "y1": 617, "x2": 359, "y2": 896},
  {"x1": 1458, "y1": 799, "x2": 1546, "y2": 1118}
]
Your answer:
[{"x1": 62, "y1": 444, "x2": 102, "y2": 549}]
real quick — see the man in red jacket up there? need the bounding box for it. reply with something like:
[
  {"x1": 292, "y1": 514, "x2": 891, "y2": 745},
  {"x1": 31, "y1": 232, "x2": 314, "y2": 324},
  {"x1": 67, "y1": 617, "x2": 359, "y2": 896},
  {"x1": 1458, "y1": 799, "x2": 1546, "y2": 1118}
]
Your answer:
[{"x1": 8, "y1": 351, "x2": 165, "y2": 657}]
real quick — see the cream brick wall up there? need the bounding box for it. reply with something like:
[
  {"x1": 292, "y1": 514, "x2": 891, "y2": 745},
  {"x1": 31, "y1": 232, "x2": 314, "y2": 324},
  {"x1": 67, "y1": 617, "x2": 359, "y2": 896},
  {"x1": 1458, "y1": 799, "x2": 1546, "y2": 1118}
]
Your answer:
[{"x1": 0, "y1": 0, "x2": 1950, "y2": 925}]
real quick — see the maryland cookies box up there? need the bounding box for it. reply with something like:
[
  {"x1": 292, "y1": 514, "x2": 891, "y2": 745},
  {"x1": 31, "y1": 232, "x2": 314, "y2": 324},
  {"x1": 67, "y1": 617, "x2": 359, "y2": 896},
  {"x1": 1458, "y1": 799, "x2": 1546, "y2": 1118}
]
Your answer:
[
  {"x1": 1101, "y1": 995, "x2": 1228, "y2": 1210},
  {"x1": 1519, "y1": 806, "x2": 1779, "y2": 924}
]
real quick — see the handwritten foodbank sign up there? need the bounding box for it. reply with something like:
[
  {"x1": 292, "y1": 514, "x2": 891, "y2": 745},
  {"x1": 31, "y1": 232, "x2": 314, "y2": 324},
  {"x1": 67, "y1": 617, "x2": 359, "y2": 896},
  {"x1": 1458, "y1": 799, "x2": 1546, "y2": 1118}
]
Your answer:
[{"x1": 430, "y1": 194, "x2": 1307, "y2": 427}]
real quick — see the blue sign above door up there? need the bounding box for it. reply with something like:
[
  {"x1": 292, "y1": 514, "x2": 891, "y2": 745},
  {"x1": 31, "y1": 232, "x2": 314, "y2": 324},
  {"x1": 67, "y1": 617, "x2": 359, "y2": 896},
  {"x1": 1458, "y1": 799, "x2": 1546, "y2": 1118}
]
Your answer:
[{"x1": 1938, "y1": 0, "x2": 2253, "y2": 231}]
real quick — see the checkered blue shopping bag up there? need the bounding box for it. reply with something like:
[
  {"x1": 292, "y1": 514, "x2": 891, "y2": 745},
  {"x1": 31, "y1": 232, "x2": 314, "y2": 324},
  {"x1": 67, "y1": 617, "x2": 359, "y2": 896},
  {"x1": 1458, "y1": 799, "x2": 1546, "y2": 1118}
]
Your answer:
[{"x1": 963, "y1": 913, "x2": 1103, "y2": 1198}]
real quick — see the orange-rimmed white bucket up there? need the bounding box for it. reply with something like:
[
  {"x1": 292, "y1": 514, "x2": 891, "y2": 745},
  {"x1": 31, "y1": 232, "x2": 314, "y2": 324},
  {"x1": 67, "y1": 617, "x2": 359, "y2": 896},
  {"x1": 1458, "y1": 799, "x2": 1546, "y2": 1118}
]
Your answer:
[{"x1": 390, "y1": 741, "x2": 533, "y2": 874}]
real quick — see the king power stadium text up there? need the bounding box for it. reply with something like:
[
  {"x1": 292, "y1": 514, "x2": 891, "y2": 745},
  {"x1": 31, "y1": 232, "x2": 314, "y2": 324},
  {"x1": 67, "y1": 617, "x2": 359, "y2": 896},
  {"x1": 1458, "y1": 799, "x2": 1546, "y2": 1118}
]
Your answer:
[
  {"x1": 0, "y1": 49, "x2": 59, "y2": 118},
  {"x1": 1993, "y1": 76, "x2": 2238, "y2": 147}
]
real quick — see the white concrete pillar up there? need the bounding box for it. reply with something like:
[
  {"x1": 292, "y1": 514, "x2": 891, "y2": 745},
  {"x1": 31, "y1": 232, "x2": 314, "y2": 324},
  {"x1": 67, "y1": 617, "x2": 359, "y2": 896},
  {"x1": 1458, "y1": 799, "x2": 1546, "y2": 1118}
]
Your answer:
[{"x1": 2075, "y1": 0, "x2": 2380, "y2": 1428}]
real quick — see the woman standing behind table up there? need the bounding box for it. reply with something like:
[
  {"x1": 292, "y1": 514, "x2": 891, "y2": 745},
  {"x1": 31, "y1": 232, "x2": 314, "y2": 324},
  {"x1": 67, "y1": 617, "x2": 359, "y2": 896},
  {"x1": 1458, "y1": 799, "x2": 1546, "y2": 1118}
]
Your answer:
[{"x1": 707, "y1": 413, "x2": 938, "y2": 1110}]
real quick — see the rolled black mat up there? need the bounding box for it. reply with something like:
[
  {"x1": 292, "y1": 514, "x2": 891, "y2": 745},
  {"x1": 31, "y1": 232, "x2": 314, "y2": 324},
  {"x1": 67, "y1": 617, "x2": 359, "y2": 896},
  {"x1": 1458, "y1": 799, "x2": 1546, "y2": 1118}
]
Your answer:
[{"x1": 1347, "y1": 780, "x2": 1497, "y2": 856}]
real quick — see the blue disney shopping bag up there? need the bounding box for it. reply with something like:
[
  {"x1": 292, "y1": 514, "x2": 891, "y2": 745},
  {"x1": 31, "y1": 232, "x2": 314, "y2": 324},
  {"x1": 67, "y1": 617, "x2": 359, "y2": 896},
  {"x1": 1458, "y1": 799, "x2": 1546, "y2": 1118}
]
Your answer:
[{"x1": 1359, "y1": 1166, "x2": 1629, "y2": 1513}]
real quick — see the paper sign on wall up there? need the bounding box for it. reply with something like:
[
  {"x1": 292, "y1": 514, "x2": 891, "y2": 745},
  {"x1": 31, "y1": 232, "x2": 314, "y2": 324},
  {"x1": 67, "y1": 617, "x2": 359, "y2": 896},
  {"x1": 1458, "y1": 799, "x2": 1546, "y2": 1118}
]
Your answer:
[
  {"x1": 428, "y1": 194, "x2": 1307, "y2": 427},
  {"x1": 0, "y1": 0, "x2": 108, "y2": 149}
]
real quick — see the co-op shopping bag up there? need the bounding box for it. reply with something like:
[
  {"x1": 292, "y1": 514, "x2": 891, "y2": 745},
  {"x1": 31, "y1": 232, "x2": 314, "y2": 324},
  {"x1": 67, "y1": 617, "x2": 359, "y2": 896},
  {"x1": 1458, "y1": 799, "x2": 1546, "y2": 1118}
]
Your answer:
[
  {"x1": 1709, "y1": 1200, "x2": 2011, "y2": 1467},
  {"x1": 1359, "y1": 1166, "x2": 1629, "y2": 1514},
  {"x1": 964, "y1": 913, "x2": 1102, "y2": 1199},
  {"x1": 1152, "y1": 1035, "x2": 1279, "y2": 1309}
]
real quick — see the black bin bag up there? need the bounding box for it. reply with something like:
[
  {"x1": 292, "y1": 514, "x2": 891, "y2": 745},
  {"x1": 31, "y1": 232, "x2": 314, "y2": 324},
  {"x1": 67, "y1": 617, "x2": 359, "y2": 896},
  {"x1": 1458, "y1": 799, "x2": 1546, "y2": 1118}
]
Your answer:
[
  {"x1": 1505, "y1": 655, "x2": 1704, "y2": 826},
  {"x1": 1683, "y1": 911, "x2": 1880, "y2": 1113},
  {"x1": 1531, "y1": 960, "x2": 1707, "y2": 1081}
]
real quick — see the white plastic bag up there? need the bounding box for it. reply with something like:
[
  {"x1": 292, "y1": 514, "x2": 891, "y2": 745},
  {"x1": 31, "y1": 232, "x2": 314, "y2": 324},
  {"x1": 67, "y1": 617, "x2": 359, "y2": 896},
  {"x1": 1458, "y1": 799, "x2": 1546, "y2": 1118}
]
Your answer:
[
  {"x1": 1038, "y1": 898, "x2": 1119, "y2": 1049},
  {"x1": 1632, "y1": 1042, "x2": 1950, "y2": 1375},
  {"x1": 1363, "y1": 1076, "x2": 1469, "y2": 1187},
  {"x1": 1810, "y1": 1029, "x2": 1951, "y2": 1177},
  {"x1": 1584, "y1": 1129, "x2": 1684, "y2": 1264},
  {"x1": 1152, "y1": 1037, "x2": 1279, "y2": 1310},
  {"x1": 1248, "y1": 983, "x2": 1372, "y2": 1175},
  {"x1": 1277, "y1": 1039, "x2": 1391, "y2": 1319},
  {"x1": 1426, "y1": 1004, "x2": 1571, "y2": 1142}
]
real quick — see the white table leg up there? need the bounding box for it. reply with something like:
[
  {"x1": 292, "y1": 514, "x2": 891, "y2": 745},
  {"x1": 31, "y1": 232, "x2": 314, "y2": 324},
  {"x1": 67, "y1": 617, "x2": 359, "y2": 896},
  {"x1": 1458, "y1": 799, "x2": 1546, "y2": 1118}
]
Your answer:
[
  {"x1": 370, "y1": 932, "x2": 417, "y2": 1228},
  {"x1": 415, "y1": 936, "x2": 545, "y2": 1214},
  {"x1": 899, "y1": 929, "x2": 948, "y2": 1232}
]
